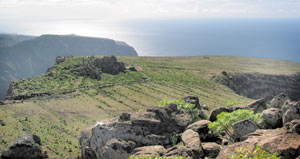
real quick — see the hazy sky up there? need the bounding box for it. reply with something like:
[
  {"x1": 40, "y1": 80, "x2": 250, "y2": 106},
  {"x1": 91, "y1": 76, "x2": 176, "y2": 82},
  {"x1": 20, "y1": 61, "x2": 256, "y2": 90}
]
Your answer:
[{"x1": 1, "y1": 0, "x2": 300, "y2": 36}]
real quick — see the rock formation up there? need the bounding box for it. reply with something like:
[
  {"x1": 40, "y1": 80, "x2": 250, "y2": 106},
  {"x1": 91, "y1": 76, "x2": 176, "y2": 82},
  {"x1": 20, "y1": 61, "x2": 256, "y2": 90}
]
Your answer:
[
  {"x1": 79, "y1": 93, "x2": 300, "y2": 159},
  {"x1": 215, "y1": 72, "x2": 300, "y2": 101},
  {"x1": 1, "y1": 134, "x2": 48, "y2": 159}
]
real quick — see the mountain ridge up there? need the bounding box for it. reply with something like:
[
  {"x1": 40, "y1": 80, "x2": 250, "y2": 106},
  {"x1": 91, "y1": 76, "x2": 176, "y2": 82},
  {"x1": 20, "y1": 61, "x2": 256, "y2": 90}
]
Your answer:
[{"x1": 0, "y1": 34, "x2": 138, "y2": 99}]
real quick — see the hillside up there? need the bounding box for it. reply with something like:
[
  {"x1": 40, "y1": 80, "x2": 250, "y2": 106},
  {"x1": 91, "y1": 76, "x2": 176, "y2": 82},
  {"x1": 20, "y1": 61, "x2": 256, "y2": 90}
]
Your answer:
[
  {"x1": 0, "y1": 34, "x2": 35, "y2": 49},
  {"x1": 0, "y1": 34, "x2": 138, "y2": 99},
  {"x1": 0, "y1": 56, "x2": 300, "y2": 158}
]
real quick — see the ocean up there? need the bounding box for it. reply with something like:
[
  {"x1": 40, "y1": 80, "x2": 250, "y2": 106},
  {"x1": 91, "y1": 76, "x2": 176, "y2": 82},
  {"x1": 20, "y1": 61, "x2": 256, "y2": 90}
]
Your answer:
[{"x1": 119, "y1": 18, "x2": 300, "y2": 62}]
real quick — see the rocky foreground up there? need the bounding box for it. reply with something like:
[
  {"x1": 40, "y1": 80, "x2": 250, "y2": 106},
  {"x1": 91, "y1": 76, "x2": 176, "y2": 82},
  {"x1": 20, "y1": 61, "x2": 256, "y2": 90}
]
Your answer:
[{"x1": 1, "y1": 94, "x2": 300, "y2": 159}]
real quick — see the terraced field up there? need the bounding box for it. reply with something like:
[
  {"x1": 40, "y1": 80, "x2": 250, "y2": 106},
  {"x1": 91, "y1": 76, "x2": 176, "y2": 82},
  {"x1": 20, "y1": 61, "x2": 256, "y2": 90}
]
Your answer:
[{"x1": 1, "y1": 56, "x2": 300, "y2": 158}]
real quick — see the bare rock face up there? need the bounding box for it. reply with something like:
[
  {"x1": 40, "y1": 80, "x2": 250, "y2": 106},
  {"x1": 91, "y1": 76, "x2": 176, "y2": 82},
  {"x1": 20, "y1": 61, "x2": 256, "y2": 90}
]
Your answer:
[
  {"x1": 1, "y1": 134, "x2": 48, "y2": 159},
  {"x1": 217, "y1": 128, "x2": 300, "y2": 159},
  {"x1": 165, "y1": 145, "x2": 203, "y2": 159},
  {"x1": 181, "y1": 129, "x2": 201, "y2": 150},
  {"x1": 202, "y1": 142, "x2": 222, "y2": 158},
  {"x1": 100, "y1": 138, "x2": 136, "y2": 159},
  {"x1": 80, "y1": 104, "x2": 192, "y2": 159},
  {"x1": 232, "y1": 120, "x2": 258, "y2": 140},
  {"x1": 262, "y1": 108, "x2": 282, "y2": 129},
  {"x1": 270, "y1": 93, "x2": 290, "y2": 109},
  {"x1": 182, "y1": 96, "x2": 206, "y2": 119},
  {"x1": 132, "y1": 145, "x2": 166, "y2": 157},
  {"x1": 285, "y1": 120, "x2": 300, "y2": 135},
  {"x1": 187, "y1": 120, "x2": 217, "y2": 142},
  {"x1": 282, "y1": 101, "x2": 300, "y2": 125}
]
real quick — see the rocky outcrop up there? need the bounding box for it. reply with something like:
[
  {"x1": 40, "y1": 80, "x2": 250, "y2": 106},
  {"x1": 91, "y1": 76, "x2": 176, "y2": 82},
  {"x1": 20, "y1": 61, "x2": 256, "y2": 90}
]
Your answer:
[
  {"x1": 4, "y1": 56, "x2": 126, "y2": 101},
  {"x1": 186, "y1": 120, "x2": 217, "y2": 142},
  {"x1": 270, "y1": 93, "x2": 290, "y2": 109},
  {"x1": 215, "y1": 72, "x2": 300, "y2": 101},
  {"x1": 232, "y1": 120, "x2": 258, "y2": 140},
  {"x1": 262, "y1": 108, "x2": 282, "y2": 129},
  {"x1": 209, "y1": 98, "x2": 267, "y2": 122},
  {"x1": 281, "y1": 100, "x2": 300, "y2": 125},
  {"x1": 202, "y1": 142, "x2": 222, "y2": 158},
  {"x1": 99, "y1": 139, "x2": 136, "y2": 159},
  {"x1": 1, "y1": 134, "x2": 48, "y2": 159},
  {"x1": 217, "y1": 127, "x2": 300, "y2": 159},
  {"x1": 80, "y1": 103, "x2": 193, "y2": 159},
  {"x1": 181, "y1": 129, "x2": 201, "y2": 150},
  {"x1": 132, "y1": 145, "x2": 166, "y2": 157},
  {"x1": 0, "y1": 34, "x2": 138, "y2": 99}
]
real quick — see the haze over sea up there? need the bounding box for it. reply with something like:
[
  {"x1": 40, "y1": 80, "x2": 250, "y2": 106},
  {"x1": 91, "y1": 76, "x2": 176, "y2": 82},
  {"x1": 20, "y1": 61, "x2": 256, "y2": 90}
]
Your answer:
[
  {"x1": 1, "y1": 18, "x2": 300, "y2": 62},
  {"x1": 121, "y1": 18, "x2": 300, "y2": 62}
]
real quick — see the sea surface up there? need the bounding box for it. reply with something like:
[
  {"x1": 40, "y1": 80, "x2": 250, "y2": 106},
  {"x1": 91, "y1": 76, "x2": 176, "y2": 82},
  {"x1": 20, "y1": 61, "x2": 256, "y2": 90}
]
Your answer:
[{"x1": 119, "y1": 18, "x2": 300, "y2": 62}]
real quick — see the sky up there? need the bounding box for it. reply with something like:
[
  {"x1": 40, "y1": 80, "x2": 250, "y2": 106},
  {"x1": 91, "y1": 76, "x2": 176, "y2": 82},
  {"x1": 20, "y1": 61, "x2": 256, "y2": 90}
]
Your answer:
[
  {"x1": 1, "y1": 0, "x2": 300, "y2": 36},
  {"x1": 1, "y1": 0, "x2": 300, "y2": 59}
]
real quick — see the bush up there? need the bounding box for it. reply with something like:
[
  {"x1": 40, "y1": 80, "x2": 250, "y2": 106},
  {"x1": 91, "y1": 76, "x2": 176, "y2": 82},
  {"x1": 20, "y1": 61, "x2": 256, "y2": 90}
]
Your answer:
[
  {"x1": 128, "y1": 156, "x2": 185, "y2": 159},
  {"x1": 158, "y1": 99, "x2": 203, "y2": 122},
  {"x1": 208, "y1": 109, "x2": 263, "y2": 142},
  {"x1": 230, "y1": 146, "x2": 281, "y2": 159}
]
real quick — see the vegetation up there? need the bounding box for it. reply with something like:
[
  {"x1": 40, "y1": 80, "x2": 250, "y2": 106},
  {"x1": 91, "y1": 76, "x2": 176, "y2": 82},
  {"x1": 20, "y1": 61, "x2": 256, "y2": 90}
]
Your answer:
[
  {"x1": 158, "y1": 99, "x2": 203, "y2": 122},
  {"x1": 226, "y1": 99, "x2": 243, "y2": 107},
  {"x1": 231, "y1": 146, "x2": 281, "y2": 159},
  {"x1": 128, "y1": 156, "x2": 186, "y2": 159},
  {"x1": 1, "y1": 56, "x2": 299, "y2": 158},
  {"x1": 208, "y1": 109, "x2": 263, "y2": 142}
]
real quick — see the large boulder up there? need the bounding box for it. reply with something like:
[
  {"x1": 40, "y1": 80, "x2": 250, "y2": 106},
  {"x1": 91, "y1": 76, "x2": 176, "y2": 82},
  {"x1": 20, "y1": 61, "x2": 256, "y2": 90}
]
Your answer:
[
  {"x1": 285, "y1": 120, "x2": 300, "y2": 135},
  {"x1": 282, "y1": 101, "x2": 300, "y2": 125},
  {"x1": 132, "y1": 145, "x2": 166, "y2": 157},
  {"x1": 181, "y1": 129, "x2": 201, "y2": 150},
  {"x1": 245, "y1": 97, "x2": 268, "y2": 113},
  {"x1": 232, "y1": 120, "x2": 258, "y2": 140},
  {"x1": 1, "y1": 134, "x2": 48, "y2": 159},
  {"x1": 270, "y1": 93, "x2": 290, "y2": 109},
  {"x1": 100, "y1": 139, "x2": 136, "y2": 159},
  {"x1": 187, "y1": 120, "x2": 217, "y2": 142},
  {"x1": 202, "y1": 142, "x2": 222, "y2": 158},
  {"x1": 261, "y1": 108, "x2": 282, "y2": 129},
  {"x1": 81, "y1": 104, "x2": 192, "y2": 159},
  {"x1": 165, "y1": 145, "x2": 203, "y2": 159},
  {"x1": 217, "y1": 128, "x2": 300, "y2": 159}
]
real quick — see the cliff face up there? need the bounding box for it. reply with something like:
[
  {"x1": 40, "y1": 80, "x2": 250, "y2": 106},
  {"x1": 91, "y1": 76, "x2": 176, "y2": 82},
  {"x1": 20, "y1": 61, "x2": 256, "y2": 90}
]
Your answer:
[
  {"x1": 215, "y1": 72, "x2": 300, "y2": 101},
  {"x1": 0, "y1": 34, "x2": 138, "y2": 99}
]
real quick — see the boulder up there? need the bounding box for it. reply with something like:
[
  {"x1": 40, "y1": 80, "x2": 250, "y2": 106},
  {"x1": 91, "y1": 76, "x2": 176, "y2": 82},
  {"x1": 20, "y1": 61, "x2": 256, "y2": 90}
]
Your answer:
[
  {"x1": 262, "y1": 108, "x2": 282, "y2": 128},
  {"x1": 165, "y1": 145, "x2": 203, "y2": 159},
  {"x1": 100, "y1": 138, "x2": 136, "y2": 159},
  {"x1": 232, "y1": 120, "x2": 258, "y2": 140},
  {"x1": 270, "y1": 93, "x2": 290, "y2": 109},
  {"x1": 285, "y1": 120, "x2": 300, "y2": 135},
  {"x1": 132, "y1": 145, "x2": 166, "y2": 157},
  {"x1": 282, "y1": 101, "x2": 300, "y2": 125},
  {"x1": 202, "y1": 142, "x2": 222, "y2": 158},
  {"x1": 245, "y1": 97, "x2": 268, "y2": 113},
  {"x1": 81, "y1": 104, "x2": 192, "y2": 159},
  {"x1": 187, "y1": 120, "x2": 217, "y2": 142},
  {"x1": 1, "y1": 134, "x2": 48, "y2": 159},
  {"x1": 217, "y1": 128, "x2": 300, "y2": 159},
  {"x1": 181, "y1": 129, "x2": 201, "y2": 150},
  {"x1": 209, "y1": 107, "x2": 231, "y2": 122},
  {"x1": 182, "y1": 96, "x2": 206, "y2": 119}
]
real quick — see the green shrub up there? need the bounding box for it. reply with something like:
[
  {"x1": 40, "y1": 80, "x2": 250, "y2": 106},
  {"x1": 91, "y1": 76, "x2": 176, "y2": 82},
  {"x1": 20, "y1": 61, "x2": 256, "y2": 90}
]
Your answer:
[
  {"x1": 158, "y1": 99, "x2": 202, "y2": 122},
  {"x1": 230, "y1": 146, "x2": 281, "y2": 159},
  {"x1": 226, "y1": 100, "x2": 243, "y2": 107},
  {"x1": 208, "y1": 109, "x2": 263, "y2": 142},
  {"x1": 128, "y1": 155, "x2": 185, "y2": 159}
]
